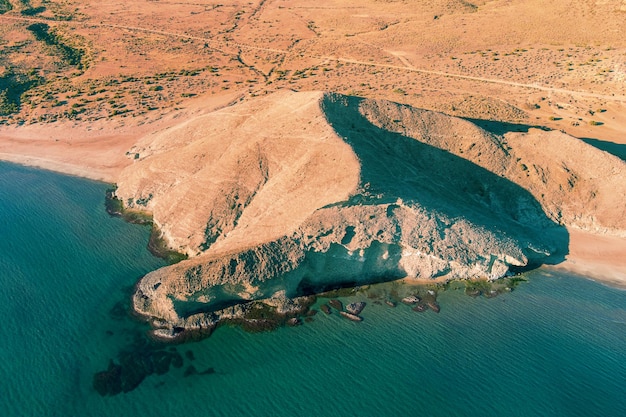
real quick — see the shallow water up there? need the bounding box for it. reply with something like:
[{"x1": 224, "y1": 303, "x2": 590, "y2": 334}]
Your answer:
[{"x1": 1, "y1": 162, "x2": 625, "y2": 417}]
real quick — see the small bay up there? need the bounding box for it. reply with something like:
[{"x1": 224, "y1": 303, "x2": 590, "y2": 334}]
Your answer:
[{"x1": 0, "y1": 162, "x2": 624, "y2": 417}]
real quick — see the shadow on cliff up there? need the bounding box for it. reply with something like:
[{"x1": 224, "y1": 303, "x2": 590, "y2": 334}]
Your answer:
[
  {"x1": 466, "y1": 118, "x2": 626, "y2": 162},
  {"x1": 321, "y1": 94, "x2": 569, "y2": 267},
  {"x1": 463, "y1": 118, "x2": 550, "y2": 136},
  {"x1": 579, "y1": 137, "x2": 626, "y2": 162}
]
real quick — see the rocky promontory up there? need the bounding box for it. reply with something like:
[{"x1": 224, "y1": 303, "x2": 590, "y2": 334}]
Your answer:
[{"x1": 113, "y1": 91, "x2": 625, "y2": 339}]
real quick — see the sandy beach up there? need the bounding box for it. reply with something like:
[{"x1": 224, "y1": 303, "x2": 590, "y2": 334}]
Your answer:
[
  {"x1": 551, "y1": 229, "x2": 626, "y2": 289},
  {"x1": 0, "y1": 91, "x2": 241, "y2": 181}
]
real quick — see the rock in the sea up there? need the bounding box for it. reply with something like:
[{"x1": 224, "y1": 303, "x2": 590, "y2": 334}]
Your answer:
[
  {"x1": 466, "y1": 288, "x2": 481, "y2": 297},
  {"x1": 346, "y1": 302, "x2": 366, "y2": 315},
  {"x1": 339, "y1": 311, "x2": 363, "y2": 322},
  {"x1": 385, "y1": 300, "x2": 397, "y2": 307},
  {"x1": 427, "y1": 301, "x2": 440, "y2": 313},
  {"x1": 328, "y1": 299, "x2": 343, "y2": 311},
  {"x1": 401, "y1": 295, "x2": 420, "y2": 305},
  {"x1": 287, "y1": 317, "x2": 301, "y2": 326},
  {"x1": 320, "y1": 304, "x2": 331, "y2": 314},
  {"x1": 485, "y1": 289, "x2": 499, "y2": 298},
  {"x1": 412, "y1": 304, "x2": 427, "y2": 313}
]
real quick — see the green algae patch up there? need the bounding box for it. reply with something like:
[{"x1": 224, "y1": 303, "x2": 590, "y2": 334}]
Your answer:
[
  {"x1": 463, "y1": 276, "x2": 525, "y2": 298},
  {"x1": 105, "y1": 188, "x2": 152, "y2": 225},
  {"x1": 148, "y1": 226, "x2": 188, "y2": 265},
  {"x1": 105, "y1": 188, "x2": 186, "y2": 264}
]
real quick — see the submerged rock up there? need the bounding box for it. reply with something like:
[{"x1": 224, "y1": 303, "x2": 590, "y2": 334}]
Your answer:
[
  {"x1": 152, "y1": 351, "x2": 173, "y2": 375},
  {"x1": 320, "y1": 304, "x2": 331, "y2": 314},
  {"x1": 183, "y1": 365, "x2": 198, "y2": 377},
  {"x1": 328, "y1": 299, "x2": 343, "y2": 311},
  {"x1": 93, "y1": 360, "x2": 122, "y2": 396},
  {"x1": 183, "y1": 364, "x2": 216, "y2": 377},
  {"x1": 93, "y1": 347, "x2": 185, "y2": 396}
]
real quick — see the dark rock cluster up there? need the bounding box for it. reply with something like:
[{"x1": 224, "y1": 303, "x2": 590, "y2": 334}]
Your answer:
[{"x1": 93, "y1": 347, "x2": 186, "y2": 396}]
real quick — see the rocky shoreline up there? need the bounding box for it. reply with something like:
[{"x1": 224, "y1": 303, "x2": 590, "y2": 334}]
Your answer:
[
  {"x1": 105, "y1": 188, "x2": 187, "y2": 264},
  {"x1": 139, "y1": 275, "x2": 526, "y2": 343}
]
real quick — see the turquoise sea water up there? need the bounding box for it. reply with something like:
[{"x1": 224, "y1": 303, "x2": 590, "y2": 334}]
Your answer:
[{"x1": 1, "y1": 161, "x2": 625, "y2": 417}]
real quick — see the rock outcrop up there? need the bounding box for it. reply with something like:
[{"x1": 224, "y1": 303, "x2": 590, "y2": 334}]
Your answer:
[{"x1": 114, "y1": 90, "x2": 625, "y2": 339}]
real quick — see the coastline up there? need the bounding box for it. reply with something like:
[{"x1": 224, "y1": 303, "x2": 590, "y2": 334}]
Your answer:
[
  {"x1": 0, "y1": 152, "x2": 118, "y2": 182},
  {"x1": 1, "y1": 119, "x2": 625, "y2": 289},
  {"x1": 0, "y1": 91, "x2": 242, "y2": 183},
  {"x1": 0, "y1": 122, "x2": 140, "y2": 183}
]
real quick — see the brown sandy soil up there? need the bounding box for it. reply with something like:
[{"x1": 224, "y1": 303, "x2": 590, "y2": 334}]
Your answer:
[{"x1": 1, "y1": 0, "x2": 625, "y2": 286}]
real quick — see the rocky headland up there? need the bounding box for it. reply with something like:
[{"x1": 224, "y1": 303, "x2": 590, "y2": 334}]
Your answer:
[{"x1": 108, "y1": 90, "x2": 625, "y2": 340}]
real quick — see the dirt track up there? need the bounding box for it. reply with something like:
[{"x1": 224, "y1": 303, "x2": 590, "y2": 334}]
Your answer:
[{"x1": 3, "y1": 13, "x2": 625, "y2": 103}]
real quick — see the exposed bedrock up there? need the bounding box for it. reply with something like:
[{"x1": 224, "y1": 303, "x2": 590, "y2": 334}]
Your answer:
[{"x1": 118, "y1": 91, "x2": 625, "y2": 338}]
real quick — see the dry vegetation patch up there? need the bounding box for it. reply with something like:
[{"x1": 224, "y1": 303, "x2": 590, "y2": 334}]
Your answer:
[{"x1": 0, "y1": 0, "x2": 623, "y2": 133}]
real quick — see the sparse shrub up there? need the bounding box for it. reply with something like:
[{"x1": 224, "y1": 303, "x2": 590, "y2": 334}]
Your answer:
[
  {"x1": 0, "y1": 68, "x2": 43, "y2": 115},
  {"x1": 26, "y1": 23, "x2": 88, "y2": 70},
  {"x1": 21, "y1": 6, "x2": 46, "y2": 16},
  {"x1": 0, "y1": 0, "x2": 12, "y2": 13}
]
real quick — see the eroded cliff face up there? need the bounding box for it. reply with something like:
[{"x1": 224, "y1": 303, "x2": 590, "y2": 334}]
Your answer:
[
  {"x1": 353, "y1": 97, "x2": 626, "y2": 234},
  {"x1": 116, "y1": 90, "x2": 624, "y2": 339}
]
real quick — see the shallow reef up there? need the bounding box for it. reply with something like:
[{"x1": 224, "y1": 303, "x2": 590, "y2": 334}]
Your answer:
[{"x1": 93, "y1": 275, "x2": 527, "y2": 395}]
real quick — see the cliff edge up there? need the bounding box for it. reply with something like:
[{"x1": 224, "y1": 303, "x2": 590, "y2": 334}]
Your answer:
[{"x1": 114, "y1": 90, "x2": 624, "y2": 338}]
